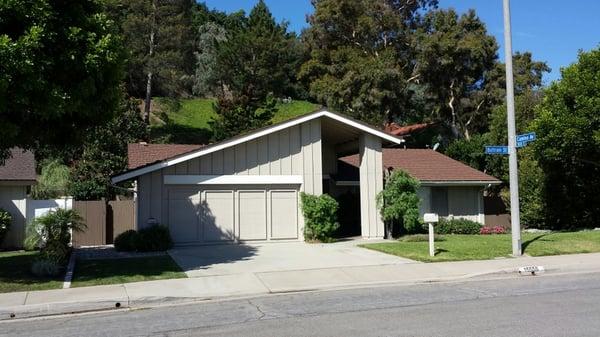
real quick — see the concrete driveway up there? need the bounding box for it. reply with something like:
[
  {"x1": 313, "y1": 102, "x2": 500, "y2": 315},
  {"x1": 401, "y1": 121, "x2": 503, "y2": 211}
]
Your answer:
[{"x1": 168, "y1": 239, "x2": 415, "y2": 278}]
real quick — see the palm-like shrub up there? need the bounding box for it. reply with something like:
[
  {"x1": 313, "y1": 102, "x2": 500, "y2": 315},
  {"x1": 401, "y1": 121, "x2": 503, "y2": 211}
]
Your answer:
[
  {"x1": 26, "y1": 209, "x2": 85, "y2": 276},
  {"x1": 26, "y1": 209, "x2": 86, "y2": 248}
]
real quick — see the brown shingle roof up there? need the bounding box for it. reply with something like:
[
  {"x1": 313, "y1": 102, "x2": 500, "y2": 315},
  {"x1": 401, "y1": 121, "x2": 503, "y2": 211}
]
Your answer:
[
  {"x1": 0, "y1": 148, "x2": 36, "y2": 182},
  {"x1": 128, "y1": 143, "x2": 204, "y2": 170},
  {"x1": 384, "y1": 122, "x2": 435, "y2": 136},
  {"x1": 339, "y1": 148, "x2": 500, "y2": 183}
]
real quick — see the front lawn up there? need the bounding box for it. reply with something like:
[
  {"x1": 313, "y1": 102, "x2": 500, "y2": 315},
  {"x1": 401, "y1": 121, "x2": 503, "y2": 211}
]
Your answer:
[
  {"x1": 361, "y1": 231, "x2": 600, "y2": 262},
  {"x1": 0, "y1": 251, "x2": 64, "y2": 293},
  {"x1": 71, "y1": 255, "x2": 186, "y2": 288}
]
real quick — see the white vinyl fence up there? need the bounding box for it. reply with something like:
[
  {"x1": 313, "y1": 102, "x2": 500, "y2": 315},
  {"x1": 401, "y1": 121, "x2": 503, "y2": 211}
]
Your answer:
[{"x1": 26, "y1": 198, "x2": 73, "y2": 224}]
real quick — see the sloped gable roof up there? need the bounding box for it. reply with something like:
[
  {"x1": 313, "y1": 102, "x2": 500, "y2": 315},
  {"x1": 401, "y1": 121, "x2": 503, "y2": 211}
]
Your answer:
[
  {"x1": 0, "y1": 148, "x2": 36, "y2": 182},
  {"x1": 112, "y1": 110, "x2": 403, "y2": 183},
  {"x1": 128, "y1": 143, "x2": 204, "y2": 170},
  {"x1": 339, "y1": 148, "x2": 500, "y2": 184}
]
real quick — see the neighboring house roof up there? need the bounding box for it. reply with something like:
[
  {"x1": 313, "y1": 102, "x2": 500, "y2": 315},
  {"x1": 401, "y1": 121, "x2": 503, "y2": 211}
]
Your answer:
[
  {"x1": 338, "y1": 148, "x2": 500, "y2": 185},
  {"x1": 128, "y1": 143, "x2": 204, "y2": 170},
  {"x1": 384, "y1": 122, "x2": 435, "y2": 136},
  {"x1": 113, "y1": 109, "x2": 404, "y2": 183},
  {"x1": 0, "y1": 148, "x2": 36, "y2": 183}
]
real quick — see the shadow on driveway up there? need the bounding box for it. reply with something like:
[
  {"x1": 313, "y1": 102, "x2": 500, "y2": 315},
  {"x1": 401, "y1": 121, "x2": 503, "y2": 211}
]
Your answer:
[{"x1": 168, "y1": 244, "x2": 258, "y2": 274}]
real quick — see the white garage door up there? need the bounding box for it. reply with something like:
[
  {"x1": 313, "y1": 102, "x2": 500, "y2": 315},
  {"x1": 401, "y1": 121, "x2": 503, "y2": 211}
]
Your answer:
[{"x1": 167, "y1": 187, "x2": 298, "y2": 244}]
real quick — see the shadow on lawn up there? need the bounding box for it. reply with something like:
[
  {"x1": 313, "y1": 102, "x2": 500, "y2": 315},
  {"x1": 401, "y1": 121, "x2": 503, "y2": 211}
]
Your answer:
[
  {"x1": 0, "y1": 252, "x2": 63, "y2": 291},
  {"x1": 434, "y1": 248, "x2": 448, "y2": 256},
  {"x1": 522, "y1": 234, "x2": 549, "y2": 254},
  {"x1": 72, "y1": 255, "x2": 183, "y2": 283}
]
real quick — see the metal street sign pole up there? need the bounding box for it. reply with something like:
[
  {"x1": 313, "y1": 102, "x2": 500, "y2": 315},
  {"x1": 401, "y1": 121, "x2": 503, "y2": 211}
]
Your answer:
[{"x1": 503, "y1": 0, "x2": 522, "y2": 256}]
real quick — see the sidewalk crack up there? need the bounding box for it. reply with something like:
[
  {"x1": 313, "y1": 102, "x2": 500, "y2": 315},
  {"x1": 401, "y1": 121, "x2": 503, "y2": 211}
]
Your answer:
[
  {"x1": 123, "y1": 284, "x2": 131, "y2": 307},
  {"x1": 247, "y1": 299, "x2": 266, "y2": 320}
]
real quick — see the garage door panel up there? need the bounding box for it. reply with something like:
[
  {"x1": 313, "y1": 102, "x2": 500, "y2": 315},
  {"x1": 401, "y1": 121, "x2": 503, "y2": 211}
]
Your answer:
[
  {"x1": 168, "y1": 189, "x2": 200, "y2": 243},
  {"x1": 202, "y1": 190, "x2": 235, "y2": 241},
  {"x1": 270, "y1": 190, "x2": 298, "y2": 239},
  {"x1": 238, "y1": 191, "x2": 267, "y2": 240}
]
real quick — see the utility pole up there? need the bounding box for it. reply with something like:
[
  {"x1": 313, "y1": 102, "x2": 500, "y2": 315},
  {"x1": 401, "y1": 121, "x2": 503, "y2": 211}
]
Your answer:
[{"x1": 502, "y1": 0, "x2": 522, "y2": 256}]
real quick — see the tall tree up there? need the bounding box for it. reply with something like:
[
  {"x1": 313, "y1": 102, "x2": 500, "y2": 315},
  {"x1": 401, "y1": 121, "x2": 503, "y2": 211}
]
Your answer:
[
  {"x1": 209, "y1": 0, "x2": 303, "y2": 140},
  {"x1": 193, "y1": 21, "x2": 227, "y2": 97},
  {"x1": 106, "y1": 0, "x2": 195, "y2": 123},
  {"x1": 300, "y1": 0, "x2": 438, "y2": 126},
  {"x1": 415, "y1": 8, "x2": 498, "y2": 139},
  {"x1": 533, "y1": 48, "x2": 600, "y2": 229},
  {"x1": 0, "y1": 0, "x2": 125, "y2": 161},
  {"x1": 70, "y1": 97, "x2": 148, "y2": 200}
]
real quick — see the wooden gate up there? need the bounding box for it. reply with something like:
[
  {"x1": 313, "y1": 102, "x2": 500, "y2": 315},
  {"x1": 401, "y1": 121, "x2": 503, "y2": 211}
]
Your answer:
[
  {"x1": 72, "y1": 200, "x2": 106, "y2": 247},
  {"x1": 71, "y1": 200, "x2": 135, "y2": 247},
  {"x1": 107, "y1": 200, "x2": 136, "y2": 244}
]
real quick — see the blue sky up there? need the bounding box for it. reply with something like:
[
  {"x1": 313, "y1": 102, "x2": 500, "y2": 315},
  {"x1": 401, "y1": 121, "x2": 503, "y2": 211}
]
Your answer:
[{"x1": 203, "y1": 0, "x2": 600, "y2": 83}]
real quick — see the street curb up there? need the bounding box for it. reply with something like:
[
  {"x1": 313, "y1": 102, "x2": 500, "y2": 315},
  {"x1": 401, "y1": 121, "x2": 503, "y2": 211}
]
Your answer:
[
  {"x1": 62, "y1": 253, "x2": 77, "y2": 289},
  {"x1": 3, "y1": 264, "x2": 600, "y2": 322},
  {"x1": 0, "y1": 298, "x2": 127, "y2": 321}
]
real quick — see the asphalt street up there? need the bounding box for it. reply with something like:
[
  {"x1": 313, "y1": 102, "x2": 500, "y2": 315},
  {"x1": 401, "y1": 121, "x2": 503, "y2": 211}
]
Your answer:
[{"x1": 3, "y1": 272, "x2": 600, "y2": 337}]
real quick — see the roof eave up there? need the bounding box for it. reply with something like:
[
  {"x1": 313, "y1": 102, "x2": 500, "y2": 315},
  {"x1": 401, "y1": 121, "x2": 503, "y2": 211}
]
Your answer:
[{"x1": 420, "y1": 180, "x2": 502, "y2": 186}]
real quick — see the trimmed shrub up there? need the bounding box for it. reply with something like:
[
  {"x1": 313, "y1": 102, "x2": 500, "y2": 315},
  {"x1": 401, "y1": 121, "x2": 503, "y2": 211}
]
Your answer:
[
  {"x1": 435, "y1": 218, "x2": 481, "y2": 235},
  {"x1": 114, "y1": 226, "x2": 173, "y2": 252},
  {"x1": 135, "y1": 225, "x2": 173, "y2": 252},
  {"x1": 0, "y1": 208, "x2": 11, "y2": 245},
  {"x1": 300, "y1": 193, "x2": 340, "y2": 242},
  {"x1": 376, "y1": 170, "x2": 422, "y2": 235},
  {"x1": 114, "y1": 230, "x2": 138, "y2": 252},
  {"x1": 480, "y1": 226, "x2": 507, "y2": 235}
]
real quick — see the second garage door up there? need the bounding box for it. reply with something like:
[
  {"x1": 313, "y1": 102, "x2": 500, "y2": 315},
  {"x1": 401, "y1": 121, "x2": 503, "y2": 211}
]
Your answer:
[{"x1": 167, "y1": 186, "x2": 299, "y2": 244}]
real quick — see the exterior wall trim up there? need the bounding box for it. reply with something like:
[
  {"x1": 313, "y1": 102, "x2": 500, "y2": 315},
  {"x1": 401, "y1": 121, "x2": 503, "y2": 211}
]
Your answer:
[
  {"x1": 164, "y1": 175, "x2": 303, "y2": 185},
  {"x1": 112, "y1": 110, "x2": 402, "y2": 183},
  {"x1": 421, "y1": 181, "x2": 501, "y2": 186}
]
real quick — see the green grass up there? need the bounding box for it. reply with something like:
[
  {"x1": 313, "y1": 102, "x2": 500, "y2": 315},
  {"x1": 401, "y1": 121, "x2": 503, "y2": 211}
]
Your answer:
[
  {"x1": 361, "y1": 231, "x2": 600, "y2": 263},
  {"x1": 150, "y1": 97, "x2": 320, "y2": 144},
  {"x1": 0, "y1": 251, "x2": 64, "y2": 293},
  {"x1": 71, "y1": 255, "x2": 186, "y2": 288}
]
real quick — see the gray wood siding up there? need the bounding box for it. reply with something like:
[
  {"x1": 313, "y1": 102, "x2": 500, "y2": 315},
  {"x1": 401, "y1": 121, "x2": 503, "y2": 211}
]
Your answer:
[
  {"x1": 136, "y1": 119, "x2": 323, "y2": 229},
  {"x1": 359, "y1": 134, "x2": 384, "y2": 238}
]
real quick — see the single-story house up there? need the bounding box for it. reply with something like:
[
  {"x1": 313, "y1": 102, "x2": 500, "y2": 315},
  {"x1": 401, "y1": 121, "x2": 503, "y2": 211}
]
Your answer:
[
  {"x1": 0, "y1": 148, "x2": 36, "y2": 248},
  {"x1": 112, "y1": 110, "x2": 403, "y2": 244},
  {"x1": 335, "y1": 149, "x2": 501, "y2": 225}
]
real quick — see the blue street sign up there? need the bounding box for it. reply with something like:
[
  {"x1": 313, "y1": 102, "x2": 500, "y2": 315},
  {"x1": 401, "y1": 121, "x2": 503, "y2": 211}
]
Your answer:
[
  {"x1": 485, "y1": 146, "x2": 508, "y2": 155},
  {"x1": 516, "y1": 132, "x2": 536, "y2": 143}
]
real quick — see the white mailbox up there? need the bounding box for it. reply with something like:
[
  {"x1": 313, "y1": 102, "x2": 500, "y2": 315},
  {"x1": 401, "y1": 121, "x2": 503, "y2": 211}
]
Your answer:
[
  {"x1": 424, "y1": 213, "x2": 439, "y2": 223},
  {"x1": 424, "y1": 213, "x2": 439, "y2": 257}
]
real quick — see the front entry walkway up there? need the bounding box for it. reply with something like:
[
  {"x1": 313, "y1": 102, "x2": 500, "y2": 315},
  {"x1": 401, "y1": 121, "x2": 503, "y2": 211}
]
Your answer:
[{"x1": 168, "y1": 240, "x2": 415, "y2": 278}]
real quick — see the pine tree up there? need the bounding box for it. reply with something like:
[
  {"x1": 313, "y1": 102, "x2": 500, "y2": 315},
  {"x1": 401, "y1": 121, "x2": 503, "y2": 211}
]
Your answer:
[
  {"x1": 106, "y1": 0, "x2": 195, "y2": 123},
  {"x1": 209, "y1": 0, "x2": 303, "y2": 140}
]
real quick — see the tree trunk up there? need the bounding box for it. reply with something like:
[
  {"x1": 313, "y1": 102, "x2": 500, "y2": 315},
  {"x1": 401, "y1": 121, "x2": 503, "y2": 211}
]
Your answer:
[
  {"x1": 386, "y1": 220, "x2": 393, "y2": 240},
  {"x1": 144, "y1": 72, "x2": 153, "y2": 124},
  {"x1": 448, "y1": 80, "x2": 461, "y2": 138},
  {"x1": 143, "y1": 0, "x2": 157, "y2": 125}
]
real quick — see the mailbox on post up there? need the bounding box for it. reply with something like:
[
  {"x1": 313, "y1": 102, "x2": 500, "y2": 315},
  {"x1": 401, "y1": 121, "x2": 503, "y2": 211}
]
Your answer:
[{"x1": 424, "y1": 213, "x2": 439, "y2": 257}]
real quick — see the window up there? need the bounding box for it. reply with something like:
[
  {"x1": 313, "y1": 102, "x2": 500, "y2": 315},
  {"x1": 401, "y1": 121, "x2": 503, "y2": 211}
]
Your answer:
[{"x1": 431, "y1": 187, "x2": 449, "y2": 216}]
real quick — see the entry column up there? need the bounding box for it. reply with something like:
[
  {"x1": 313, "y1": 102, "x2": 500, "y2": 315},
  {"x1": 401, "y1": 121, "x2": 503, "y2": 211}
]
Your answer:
[{"x1": 358, "y1": 134, "x2": 384, "y2": 238}]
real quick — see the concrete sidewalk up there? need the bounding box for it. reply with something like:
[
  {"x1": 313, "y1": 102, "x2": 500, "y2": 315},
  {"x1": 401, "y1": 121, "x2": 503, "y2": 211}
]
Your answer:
[{"x1": 2, "y1": 252, "x2": 600, "y2": 321}]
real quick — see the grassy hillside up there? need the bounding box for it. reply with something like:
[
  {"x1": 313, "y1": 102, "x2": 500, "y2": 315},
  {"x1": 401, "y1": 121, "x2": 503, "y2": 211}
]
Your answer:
[{"x1": 150, "y1": 98, "x2": 320, "y2": 144}]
